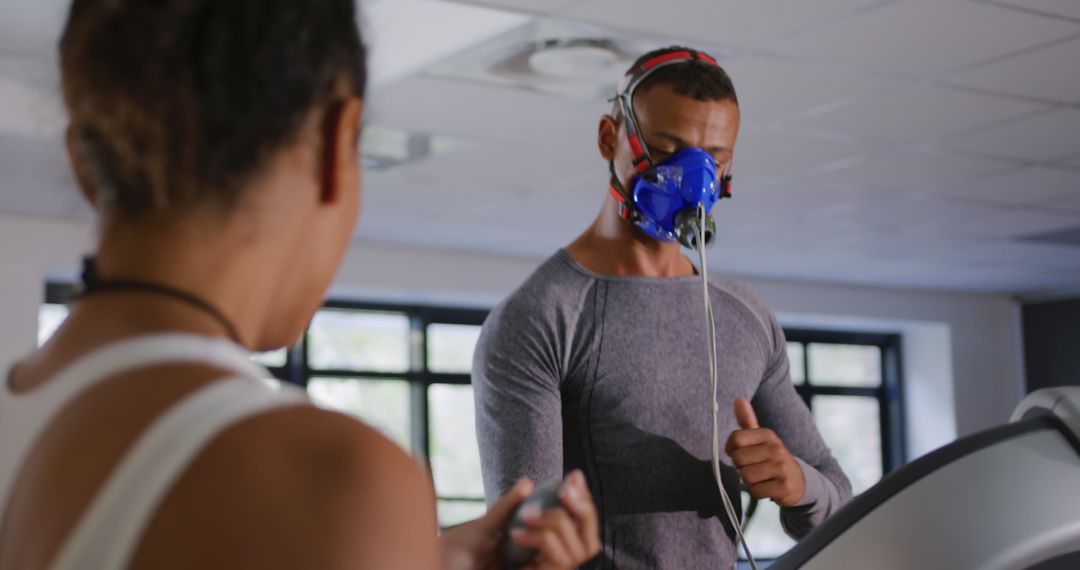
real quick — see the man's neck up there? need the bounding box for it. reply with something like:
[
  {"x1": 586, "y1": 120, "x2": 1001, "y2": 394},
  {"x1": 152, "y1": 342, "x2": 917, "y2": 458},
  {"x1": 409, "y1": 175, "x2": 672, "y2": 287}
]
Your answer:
[{"x1": 565, "y1": 199, "x2": 697, "y2": 278}]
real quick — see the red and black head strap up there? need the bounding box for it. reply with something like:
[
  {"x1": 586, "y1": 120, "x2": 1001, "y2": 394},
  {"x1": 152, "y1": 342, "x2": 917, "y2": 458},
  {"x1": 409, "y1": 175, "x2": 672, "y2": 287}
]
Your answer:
[{"x1": 609, "y1": 48, "x2": 733, "y2": 211}]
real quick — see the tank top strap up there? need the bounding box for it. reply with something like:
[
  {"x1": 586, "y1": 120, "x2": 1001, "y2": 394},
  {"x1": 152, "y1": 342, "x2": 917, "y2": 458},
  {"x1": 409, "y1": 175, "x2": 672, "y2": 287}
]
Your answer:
[
  {"x1": 33, "y1": 334, "x2": 271, "y2": 404},
  {"x1": 50, "y1": 377, "x2": 308, "y2": 570}
]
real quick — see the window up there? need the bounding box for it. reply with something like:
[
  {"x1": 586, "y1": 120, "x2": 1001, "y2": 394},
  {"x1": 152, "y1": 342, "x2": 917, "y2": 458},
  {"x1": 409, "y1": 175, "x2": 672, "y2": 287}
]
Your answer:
[
  {"x1": 38, "y1": 303, "x2": 69, "y2": 347},
  {"x1": 300, "y1": 302, "x2": 489, "y2": 527},
  {"x1": 741, "y1": 330, "x2": 904, "y2": 561},
  {"x1": 39, "y1": 285, "x2": 904, "y2": 540}
]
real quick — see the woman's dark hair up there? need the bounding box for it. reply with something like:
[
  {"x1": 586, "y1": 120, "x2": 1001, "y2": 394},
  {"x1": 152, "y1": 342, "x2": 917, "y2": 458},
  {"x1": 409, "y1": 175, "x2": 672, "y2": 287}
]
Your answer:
[{"x1": 60, "y1": 0, "x2": 367, "y2": 217}]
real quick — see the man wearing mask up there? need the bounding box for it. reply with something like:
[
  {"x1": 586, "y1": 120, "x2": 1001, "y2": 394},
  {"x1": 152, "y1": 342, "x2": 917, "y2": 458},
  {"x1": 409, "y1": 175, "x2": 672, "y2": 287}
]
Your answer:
[{"x1": 473, "y1": 46, "x2": 852, "y2": 568}]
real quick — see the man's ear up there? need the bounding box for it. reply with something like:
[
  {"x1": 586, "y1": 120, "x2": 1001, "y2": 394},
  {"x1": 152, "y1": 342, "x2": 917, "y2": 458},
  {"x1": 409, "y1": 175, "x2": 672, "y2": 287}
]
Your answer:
[
  {"x1": 65, "y1": 125, "x2": 98, "y2": 209},
  {"x1": 320, "y1": 97, "x2": 363, "y2": 204},
  {"x1": 597, "y1": 114, "x2": 619, "y2": 162}
]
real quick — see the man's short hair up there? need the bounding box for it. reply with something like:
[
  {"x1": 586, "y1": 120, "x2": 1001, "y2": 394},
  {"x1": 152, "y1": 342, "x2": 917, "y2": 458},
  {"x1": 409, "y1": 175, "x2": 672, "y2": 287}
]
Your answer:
[{"x1": 624, "y1": 46, "x2": 738, "y2": 106}]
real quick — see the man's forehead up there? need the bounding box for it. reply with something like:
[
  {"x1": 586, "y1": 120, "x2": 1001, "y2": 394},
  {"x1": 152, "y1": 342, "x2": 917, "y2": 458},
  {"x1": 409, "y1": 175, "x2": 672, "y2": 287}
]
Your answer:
[
  {"x1": 634, "y1": 82, "x2": 734, "y2": 110},
  {"x1": 635, "y1": 87, "x2": 738, "y2": 127},
  {"x1": 632, "y1": 87, "x2": 739, "y2": 152}
]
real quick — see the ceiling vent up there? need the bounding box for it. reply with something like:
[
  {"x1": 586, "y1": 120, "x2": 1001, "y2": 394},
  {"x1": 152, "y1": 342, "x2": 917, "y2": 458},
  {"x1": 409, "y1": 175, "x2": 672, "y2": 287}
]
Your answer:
[{"x1": 427, "y1": 18, "x2": 729, "y2": 100}]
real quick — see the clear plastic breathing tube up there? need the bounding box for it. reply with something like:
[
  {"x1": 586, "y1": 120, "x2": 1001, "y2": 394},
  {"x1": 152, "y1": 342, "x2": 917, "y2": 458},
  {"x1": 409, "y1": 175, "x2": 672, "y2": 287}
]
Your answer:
[{"x1": 693, "y1": 203, "x2": 758, "y2": 570}]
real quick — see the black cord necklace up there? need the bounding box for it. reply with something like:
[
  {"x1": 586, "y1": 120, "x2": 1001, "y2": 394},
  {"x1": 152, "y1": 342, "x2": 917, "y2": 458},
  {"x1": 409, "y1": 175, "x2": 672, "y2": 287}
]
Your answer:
[{"x1": 77, "y1": 256, "x2": 242, "y2": 345}]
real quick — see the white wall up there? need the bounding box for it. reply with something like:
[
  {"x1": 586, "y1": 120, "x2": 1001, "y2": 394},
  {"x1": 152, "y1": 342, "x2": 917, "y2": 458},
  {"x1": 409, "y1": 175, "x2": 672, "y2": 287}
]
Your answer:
[
  {"x1": 0, "y1": 213, "x2": 1024, "y2": 459},
  {"x1": 0, "y1": 214, "x2": 96, "y2": 368}
]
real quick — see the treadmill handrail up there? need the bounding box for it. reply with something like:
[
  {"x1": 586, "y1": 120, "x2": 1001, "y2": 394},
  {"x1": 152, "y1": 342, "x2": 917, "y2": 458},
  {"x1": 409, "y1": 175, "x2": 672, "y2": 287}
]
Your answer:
[{"x1": 768, "y1": 415, "x2": 1080, "y2": 570}]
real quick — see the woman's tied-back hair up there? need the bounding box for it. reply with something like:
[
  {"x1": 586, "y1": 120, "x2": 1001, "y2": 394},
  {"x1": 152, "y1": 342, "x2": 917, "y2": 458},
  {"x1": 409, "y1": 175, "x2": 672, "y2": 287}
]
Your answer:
[{"x1": 60, "y1": 0, "x2": 367, "y2": 218}]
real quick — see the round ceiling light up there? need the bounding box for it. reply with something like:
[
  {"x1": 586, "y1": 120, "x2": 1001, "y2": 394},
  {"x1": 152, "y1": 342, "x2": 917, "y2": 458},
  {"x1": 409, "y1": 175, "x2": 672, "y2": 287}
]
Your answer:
[{"x1": 527, "y1": 38, "x2": 621, "y2": 78}]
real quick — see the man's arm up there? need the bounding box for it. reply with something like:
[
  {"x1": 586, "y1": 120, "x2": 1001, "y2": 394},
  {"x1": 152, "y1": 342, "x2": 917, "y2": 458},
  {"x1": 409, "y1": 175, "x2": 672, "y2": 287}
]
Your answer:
[
  {"x1": 472, "y1": 300, "x2": 565, "y2": 505},
  {"x1": 726, "y1": 312, "x2": 853, "y2": 539},
  {"x1": 751, "y1": 315, "x2": 853, "y2": 538}
]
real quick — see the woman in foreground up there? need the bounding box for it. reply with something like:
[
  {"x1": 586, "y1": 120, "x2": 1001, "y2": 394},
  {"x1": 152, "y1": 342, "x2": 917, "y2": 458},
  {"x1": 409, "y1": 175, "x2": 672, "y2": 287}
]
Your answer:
[{"x1": 0, "y1": 1, "x2": 598, "y2": 568}]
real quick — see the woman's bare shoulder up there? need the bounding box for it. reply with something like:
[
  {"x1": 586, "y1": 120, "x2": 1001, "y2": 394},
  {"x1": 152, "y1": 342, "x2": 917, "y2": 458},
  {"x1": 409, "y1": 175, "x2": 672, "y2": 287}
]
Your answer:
[{"x1": 132, "y1": 403, "x2": 441, "y2": 570}]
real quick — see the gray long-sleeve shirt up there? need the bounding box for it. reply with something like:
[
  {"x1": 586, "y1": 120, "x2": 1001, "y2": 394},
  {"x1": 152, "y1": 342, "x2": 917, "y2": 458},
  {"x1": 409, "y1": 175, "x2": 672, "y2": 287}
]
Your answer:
[{"x1": 473, "y1": 249, "x2": 852, "y2": 569}]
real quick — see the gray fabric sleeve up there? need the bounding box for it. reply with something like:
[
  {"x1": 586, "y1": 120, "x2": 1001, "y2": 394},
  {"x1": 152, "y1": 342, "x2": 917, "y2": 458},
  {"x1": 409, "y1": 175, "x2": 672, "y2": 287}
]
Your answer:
[
  {"x1": 472, "y1": 300, "x2": 564, "y2": 506},
  {"x1": 750, "y1": 312, "x2": 854, "y2": 539}
]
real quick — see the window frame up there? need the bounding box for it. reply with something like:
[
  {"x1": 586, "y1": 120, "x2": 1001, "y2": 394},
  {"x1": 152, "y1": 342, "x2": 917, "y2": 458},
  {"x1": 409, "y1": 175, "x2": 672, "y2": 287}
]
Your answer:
[
  {"x1": 298, "y1": 300, "x2": 489, "y2": 508},
  {"x1": 738, "y1": 330, "x2": 905, "y2": 565},
  {"x1": 784, "y1": 328, "x2": 906, "y2": 478}
]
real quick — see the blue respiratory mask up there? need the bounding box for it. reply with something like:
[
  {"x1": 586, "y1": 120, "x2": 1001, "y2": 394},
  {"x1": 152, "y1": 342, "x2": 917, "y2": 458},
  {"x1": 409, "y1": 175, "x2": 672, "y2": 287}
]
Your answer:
[
  {"x1": 625, "y1": 147, "x2": 723, "y2": 249},
  {"x1": 609, "y1": 48, "x2": 733, "y2": 250}
]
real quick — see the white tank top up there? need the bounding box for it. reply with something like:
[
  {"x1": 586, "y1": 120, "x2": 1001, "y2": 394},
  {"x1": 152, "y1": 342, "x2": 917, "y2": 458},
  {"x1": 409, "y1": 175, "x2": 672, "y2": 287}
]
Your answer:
[{"x1": 0, "y1": 333, "x2": 309, "y2": 570}]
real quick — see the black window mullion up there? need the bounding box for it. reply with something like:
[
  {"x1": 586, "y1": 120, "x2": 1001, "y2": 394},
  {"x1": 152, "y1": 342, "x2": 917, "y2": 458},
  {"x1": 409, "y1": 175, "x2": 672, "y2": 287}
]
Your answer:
[
  {"x1": 881, "y1": 337, "x2": 905, "y2": 472},
  {"x1": 438, "y1": 496, "x2": 486, "y2": 503},
  {"x1": 408, "y1": 314, "x2": 430, "y2": 461},
  {"x1": 800, "y1": 344, "x2": 813, "y2": 409},
  {"x1": 287, "y1": 333, "x2": 308, "y2": 388},
  {"x1": 298, "y1": 369, "x2": 471, "y2": 385},
  {"x1": 800, "y1": 385, "x2": 879, "y2": 398}
]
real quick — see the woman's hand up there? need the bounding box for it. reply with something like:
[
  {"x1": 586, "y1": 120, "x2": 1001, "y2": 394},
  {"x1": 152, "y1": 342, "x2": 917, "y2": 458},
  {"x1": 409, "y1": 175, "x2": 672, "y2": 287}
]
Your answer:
[{"x1": 440, "y1": 470, "x2": 600, "y2": 570}]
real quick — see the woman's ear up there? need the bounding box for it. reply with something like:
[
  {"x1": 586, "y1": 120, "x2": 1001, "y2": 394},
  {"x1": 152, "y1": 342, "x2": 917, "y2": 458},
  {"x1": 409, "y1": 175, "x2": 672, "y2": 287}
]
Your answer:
[
  {"x1": 597, "y1": 114, "x2": 619, "y2": 162},
  {"x1": 65, "y1": 125, "x2": 98, "y2": 209},
  {"x1": 320, "y1": 98, "x2": 364, "y2": 204}
]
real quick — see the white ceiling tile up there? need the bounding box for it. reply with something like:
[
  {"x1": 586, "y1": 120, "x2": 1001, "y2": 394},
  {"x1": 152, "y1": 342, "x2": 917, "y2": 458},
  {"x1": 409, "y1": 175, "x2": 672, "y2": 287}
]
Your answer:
[
  {"x1": 812, "y1": 188, "x2": 1080, "y2": 238},
  {"x1": 934, "y1": 165, "x2": 1080, "y2": 205},
  {"x1": 1044, "y1": 192, "x2": 1080, "y2": 212},
  {"x1": 773, "y1": 0, "x2": 1080, "y2": 76},
  {"x1": 444, "y1": 0, "x2": 580, "y2": 14},
  {"x1": 729, "y1": 181, "x2": 872, "y2": 222},
  {"x1": 984, "y1": 0, "x2": 1080, "y2": 19},
  {"x1": 384, "y1": 136, "x2": 597, "y2": 198},
  {"x1": 564, "y1": 0, "x2": 881, "y2": 49},
  {"x1": 944, "y1": 108, "x2": 1080, "y2": 161},
  {"x1": 365, "y1": 0, "x2": 529, "y2": 89},
  {"x1": 710, "y1": 241, "x2": 1080, "y2": 293},
  {"x1": 957, "y1": 239, "x2": 1080, "y2": 271},
  {"x1": 950, "y1": 37, "x2": 1080, "y2": 103},
  {"x1": 707, "y1": 239, "x2": 873, "y2": 279},
  {"x1": 813, "y1": 192, "x2": 992, "y2": 229},
  {"x1": 814, "y1": 148, "x2": 1008, "y2": 189},
  {"x1": 941, "y1": 206, "x2": 1080, "y2": 237},
  {"x1": 359, "y1": 171, "x2": 584, "y2": 255},
  {"x1": 355, "y1": 211, "x2": 570, "y2": 258},
  {"x1": 368, "y1": 75, "x2": 601, "y2": 144},
  {"x1": 731, "y1": 127, "x2": 863, "y2": 177},
  {"x1": 720, "y1": 54, "x2": 898, "y2": 123},
  {"x1": 833, "y1": 230, "x2": 984, "y2": 260},
  {"x1": 788, "y1": 83, "x2": 1046, "y2": 142}
]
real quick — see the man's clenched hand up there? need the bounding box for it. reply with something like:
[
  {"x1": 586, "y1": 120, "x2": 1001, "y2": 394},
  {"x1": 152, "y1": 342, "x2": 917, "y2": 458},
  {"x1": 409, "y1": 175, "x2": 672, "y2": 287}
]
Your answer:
[{"x1": 725, "y1": 398, "x2": 805, "y2": 507}]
